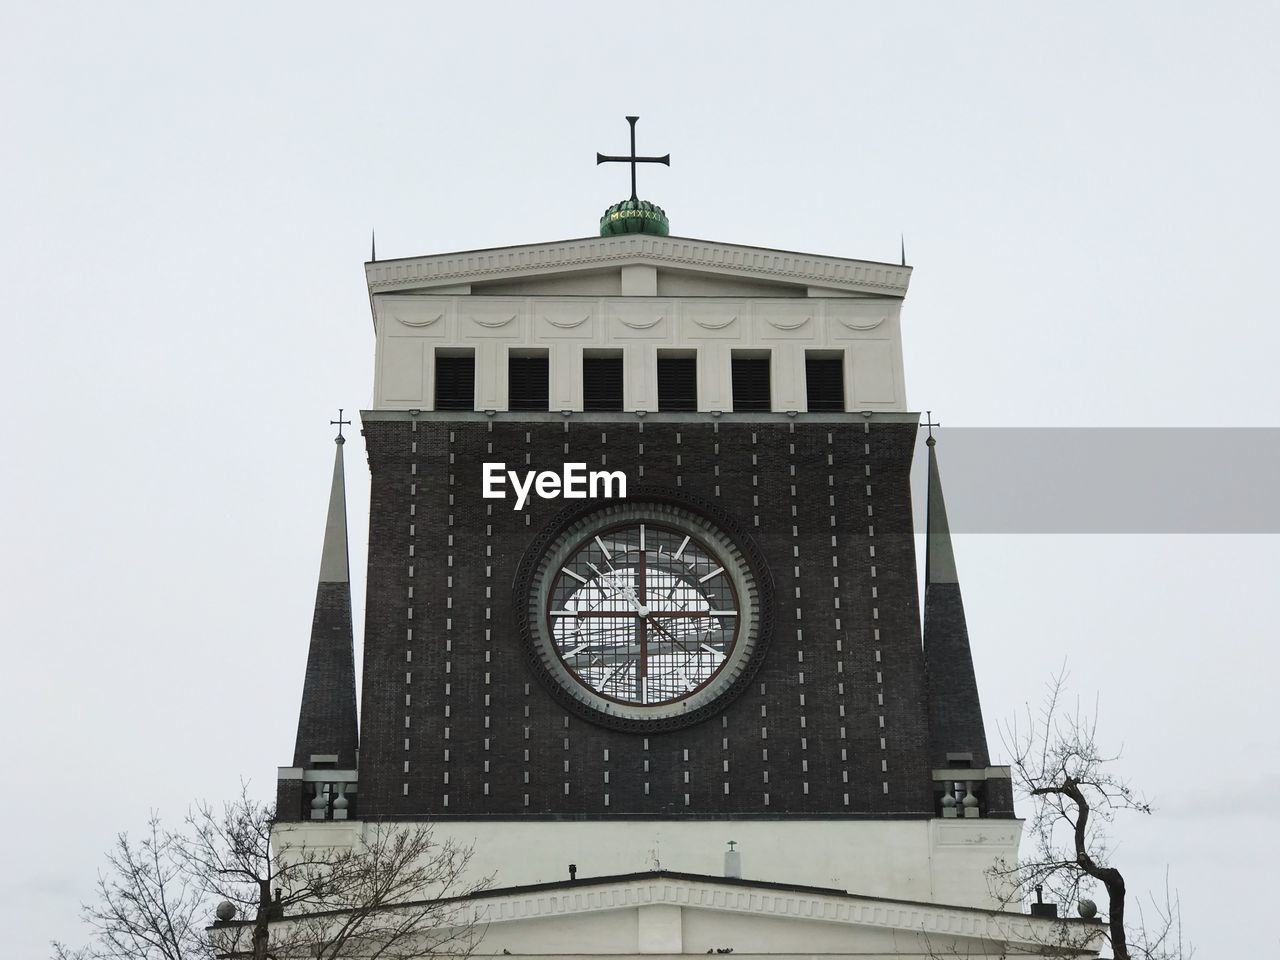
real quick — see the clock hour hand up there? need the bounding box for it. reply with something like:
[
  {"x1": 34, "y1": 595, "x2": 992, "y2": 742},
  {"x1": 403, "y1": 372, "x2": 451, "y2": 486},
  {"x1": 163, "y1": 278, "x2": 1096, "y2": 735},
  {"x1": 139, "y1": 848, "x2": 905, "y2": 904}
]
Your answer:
[
  {"x1": 614, "y1": 580, "x2": 649, "y2": 617},
  {"x1": 593, "y1": 566, "x2": 650, "y2": 617}
]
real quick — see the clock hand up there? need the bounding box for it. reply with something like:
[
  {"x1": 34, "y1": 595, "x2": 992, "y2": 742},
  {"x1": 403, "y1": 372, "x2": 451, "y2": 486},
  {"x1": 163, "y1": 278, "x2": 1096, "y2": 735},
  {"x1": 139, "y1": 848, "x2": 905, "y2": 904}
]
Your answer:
[
  {"x1": 595, "y1": 567, "x2": 650, "y2": 618},
  {"x1": 644, "y1": 613, "x2": 702, "y2": 661},
  {"x1": 615, "y1": 580, "x2": 649, "y2": 617},
  {"x1": 586, "y1": 563, "x2": 639, "y2": 612}
]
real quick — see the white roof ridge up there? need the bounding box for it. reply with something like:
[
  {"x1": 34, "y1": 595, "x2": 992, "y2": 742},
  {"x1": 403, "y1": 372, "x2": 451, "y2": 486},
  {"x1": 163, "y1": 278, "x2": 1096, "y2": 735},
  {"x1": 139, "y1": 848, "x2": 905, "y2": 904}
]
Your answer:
[{"x1": 366, "y1": 233, "x2": 911, "y2": 297}]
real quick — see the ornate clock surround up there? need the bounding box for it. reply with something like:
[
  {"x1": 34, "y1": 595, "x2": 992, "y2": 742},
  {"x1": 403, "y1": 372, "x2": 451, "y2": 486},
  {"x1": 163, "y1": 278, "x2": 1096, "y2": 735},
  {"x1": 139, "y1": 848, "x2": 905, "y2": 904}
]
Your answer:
[{"x1": 515, "y1": 489, "x2": 776, "y2": 732}]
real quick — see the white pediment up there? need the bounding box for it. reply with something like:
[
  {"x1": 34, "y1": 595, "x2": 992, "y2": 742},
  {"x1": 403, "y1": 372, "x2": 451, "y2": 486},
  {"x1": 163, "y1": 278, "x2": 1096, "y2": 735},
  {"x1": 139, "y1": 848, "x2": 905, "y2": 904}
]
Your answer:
[
  {"x1": 464, "y1": 872, "x2": 1101, "y2": 959},
  {"x1": 365, "y1": 234, "x2": 911, "y2": 299}
]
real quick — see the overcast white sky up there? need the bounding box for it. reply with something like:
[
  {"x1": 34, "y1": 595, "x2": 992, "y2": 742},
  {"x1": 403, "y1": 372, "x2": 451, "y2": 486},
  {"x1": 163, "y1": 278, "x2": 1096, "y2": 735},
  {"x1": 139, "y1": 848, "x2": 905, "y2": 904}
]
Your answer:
[{"x1": 2, "y1": 2, "x2": 1277, "y2": 956}]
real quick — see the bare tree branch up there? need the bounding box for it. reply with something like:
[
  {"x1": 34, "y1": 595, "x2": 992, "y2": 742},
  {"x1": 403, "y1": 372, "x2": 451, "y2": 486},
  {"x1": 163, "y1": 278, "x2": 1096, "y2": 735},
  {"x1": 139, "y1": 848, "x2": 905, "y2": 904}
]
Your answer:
[
  {"x1": 54, "y1": 785, "x2": 485, "y2": 960},
  {"x1": 989, "y1": 667, "x2": 1192, "y2": 960},
  {"x1": 51, "y1": 812, "x2": 212, "y2": 960}
]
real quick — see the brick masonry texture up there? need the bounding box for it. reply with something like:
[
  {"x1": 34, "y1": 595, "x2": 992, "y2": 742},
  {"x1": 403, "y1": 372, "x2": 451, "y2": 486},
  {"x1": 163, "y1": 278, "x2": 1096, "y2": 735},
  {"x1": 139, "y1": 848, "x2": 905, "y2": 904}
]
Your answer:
[
  {"x1": 293, "y1": 580, "x2": 359, "y2": 769},
  {"x1": 357, "y1": 415, "x2": 945, "y2": 819},
  {"x1": 923, "y1": 582, "x2": 991, "y2": 768}
]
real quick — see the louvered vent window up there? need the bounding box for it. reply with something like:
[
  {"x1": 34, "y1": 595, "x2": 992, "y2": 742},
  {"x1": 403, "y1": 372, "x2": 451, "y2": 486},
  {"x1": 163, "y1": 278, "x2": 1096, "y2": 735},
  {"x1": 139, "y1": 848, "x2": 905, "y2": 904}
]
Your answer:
[
  {"x1": 508, "y1": 355, "x2": 549, "y2": 411},
  {"x1": 732, "y1": 357, "x2": 772, "y2": 412},
  {"x1": 434, "y1": 354, "x2": 475, "y2": 411},
  {"x1": 583, "y1": 356, "x2": 624, "y2": 411},
  {"x1": 657, "y1": 356, "x2": 697, "y2": 411},
  {"x1": 805, "y1": 356, "x2": 845, "y2": 412}
]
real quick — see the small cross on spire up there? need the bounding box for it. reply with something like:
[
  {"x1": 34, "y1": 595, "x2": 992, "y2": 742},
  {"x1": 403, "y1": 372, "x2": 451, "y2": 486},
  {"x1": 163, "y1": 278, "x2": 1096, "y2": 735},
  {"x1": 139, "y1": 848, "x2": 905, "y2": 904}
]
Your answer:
[
  {"x1": 597, "y1": 116, "x2": 670, "y2": 203},
  {"x1": 331, "y1": 408, "x2": 352, "y2": 444},
  {"x1": 924, "y1": 410, "x2": 941, "y2": 446}
]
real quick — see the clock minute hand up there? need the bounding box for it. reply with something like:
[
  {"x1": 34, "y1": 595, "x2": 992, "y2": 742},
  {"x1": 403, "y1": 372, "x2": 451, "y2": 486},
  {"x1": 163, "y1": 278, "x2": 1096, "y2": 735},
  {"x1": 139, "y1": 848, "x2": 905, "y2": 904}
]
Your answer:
[
  {"x1": 614, "y1": 579, "x2": 650, "y2": 617},
  {"x1": 595, "y1": 567, "x2": 650, "y2": 617}
]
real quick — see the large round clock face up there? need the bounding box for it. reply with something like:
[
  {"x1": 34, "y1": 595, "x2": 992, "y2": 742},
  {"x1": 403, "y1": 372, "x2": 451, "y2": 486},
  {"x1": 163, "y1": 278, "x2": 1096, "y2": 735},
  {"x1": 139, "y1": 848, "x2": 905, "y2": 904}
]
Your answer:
[{"x1": 522, "y1": 502, "x2": 766, "y2": 729}]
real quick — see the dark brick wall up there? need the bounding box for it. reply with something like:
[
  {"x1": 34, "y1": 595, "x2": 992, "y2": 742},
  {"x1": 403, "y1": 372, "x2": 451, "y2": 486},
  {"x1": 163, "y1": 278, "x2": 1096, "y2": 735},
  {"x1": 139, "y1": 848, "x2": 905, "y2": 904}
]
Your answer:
[
  {"x1": 923, "y1": 582, "x2": 991, "y2": 768},
  {"x1": 276, "y1": 777, "x2": 304, "y2": 822},
  {"x1": 357, "y1": 414, "x2": 937, "y2": 818},
  {"x1": 293, "y1": 581, "x2": 359, "y2": 769},
  {"x1": 986, "y1": 777, "x2": 1015, "y2": 816}
]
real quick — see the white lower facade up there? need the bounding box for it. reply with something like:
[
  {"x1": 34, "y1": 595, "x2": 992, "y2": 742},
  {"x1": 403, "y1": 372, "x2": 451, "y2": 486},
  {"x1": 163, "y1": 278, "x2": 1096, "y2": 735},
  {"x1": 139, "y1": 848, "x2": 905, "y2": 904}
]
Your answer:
[
  {"x1": 457, "y1": 872, "x2": 1097, "y2": 959},
  {"x1": 274, "y1": 815, "x2": 1027, "y2": 915},
  {"x1": 259, "y1": 819, "x2": 1104, "y2": 958}
]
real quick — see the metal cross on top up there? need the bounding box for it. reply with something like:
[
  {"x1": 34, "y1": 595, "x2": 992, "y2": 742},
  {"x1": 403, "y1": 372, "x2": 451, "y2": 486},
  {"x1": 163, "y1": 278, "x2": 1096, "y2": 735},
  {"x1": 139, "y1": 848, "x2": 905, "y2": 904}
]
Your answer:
[
  {"x1": 331, "y1": 408, "x2": 352, "y2": 442},
  {"x1": 596, "y1": 116, "x2": 670, "y2": 203},
  {"x1": 924, "y1": 410, "x2": 941, "y2": 444}
]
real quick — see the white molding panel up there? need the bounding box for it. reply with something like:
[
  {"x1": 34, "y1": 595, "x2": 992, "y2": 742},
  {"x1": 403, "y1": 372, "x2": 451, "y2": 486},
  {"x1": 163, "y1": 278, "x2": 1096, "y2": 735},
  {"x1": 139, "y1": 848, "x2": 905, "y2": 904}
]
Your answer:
[{"x1": 371, "y1": 295, "x2": 906, "y2": 412}]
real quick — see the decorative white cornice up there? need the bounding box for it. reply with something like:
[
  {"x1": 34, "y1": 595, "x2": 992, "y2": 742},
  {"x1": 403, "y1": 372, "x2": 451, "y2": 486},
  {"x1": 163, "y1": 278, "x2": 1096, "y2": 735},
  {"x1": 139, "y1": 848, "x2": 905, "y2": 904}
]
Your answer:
[
  {"x1": 769, "y1": 313, "x2": 812, "y2": 330},
  {"x1": 466, "y1": 874, "x2": 1076, "y2": 948},
  {"x1": 542, "y1": 312, "x2": 589, "y2": 329},
  {"x1": 366, "y1": 235, "x2": 911, "y2": 297},
  {"x1": 692, "y1": 313, "x2": 738, "y2": 330},
  {"x1": 624, "y1": 315, "x2": 665, "y2": 330},
  {"x1": 840, "y1": 312, "x2": 888, "y2": 330},
  {"x1": 467, "y1": 312, "x2": 517, "y2": 328},
  {"x1": 394, "y1": 310, "x2": 442, "y2": 328}
]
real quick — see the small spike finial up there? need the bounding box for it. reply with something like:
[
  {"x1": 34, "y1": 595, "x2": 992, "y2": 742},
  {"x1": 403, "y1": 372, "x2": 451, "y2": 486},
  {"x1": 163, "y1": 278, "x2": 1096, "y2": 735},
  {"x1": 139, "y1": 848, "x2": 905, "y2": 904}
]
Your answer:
[
  {"x1": 370, "y1": 229, "x2": 377, "y2": 263},
  {"x1": 331, "y1": 408, "x2": 352, "y2": 444},
  {"x1": 900, "y1": 233, "x2": 906, "y2": 266}
]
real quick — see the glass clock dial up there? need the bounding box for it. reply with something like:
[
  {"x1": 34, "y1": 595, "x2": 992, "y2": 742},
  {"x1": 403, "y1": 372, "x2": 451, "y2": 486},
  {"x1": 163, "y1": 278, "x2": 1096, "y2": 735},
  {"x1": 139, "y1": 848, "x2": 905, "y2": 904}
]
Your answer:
[{"x1": 521, "y1": 502, "x2": 767, "y2": 729}]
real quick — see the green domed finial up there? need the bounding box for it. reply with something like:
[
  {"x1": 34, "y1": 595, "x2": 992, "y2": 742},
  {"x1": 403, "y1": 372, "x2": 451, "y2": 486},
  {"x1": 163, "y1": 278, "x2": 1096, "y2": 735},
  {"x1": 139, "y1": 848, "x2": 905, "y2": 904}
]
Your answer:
[
  {"x1": 600, "y1": 198, "x2": 670, "y2": 236},
  {"x1": 596, "y1": 116, "x2": 671, "y2": 236}
]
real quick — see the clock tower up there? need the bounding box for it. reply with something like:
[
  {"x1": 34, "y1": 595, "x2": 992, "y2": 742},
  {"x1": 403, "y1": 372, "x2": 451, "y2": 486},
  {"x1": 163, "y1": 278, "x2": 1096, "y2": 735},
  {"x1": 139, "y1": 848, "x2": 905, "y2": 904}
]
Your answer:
[{"x1": 271, "y1": 127, "x2": 1078, "y2": 957}]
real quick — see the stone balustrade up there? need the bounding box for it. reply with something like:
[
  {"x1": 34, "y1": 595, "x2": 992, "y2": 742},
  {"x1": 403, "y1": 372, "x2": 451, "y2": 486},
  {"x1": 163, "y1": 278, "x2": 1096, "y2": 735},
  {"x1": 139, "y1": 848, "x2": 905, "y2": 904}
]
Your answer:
[
  {"x1": 932, "y1": 766, "x2": 1016, "y2": 819},
  {"x1": 306, "y1": 773, "x2": 358, "y2": 821}
]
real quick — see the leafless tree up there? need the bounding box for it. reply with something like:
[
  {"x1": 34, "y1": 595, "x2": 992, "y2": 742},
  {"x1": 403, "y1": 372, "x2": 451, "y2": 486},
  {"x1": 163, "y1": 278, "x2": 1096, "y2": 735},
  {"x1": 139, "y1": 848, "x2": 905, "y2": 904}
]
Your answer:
[
  {"x1": 991, "y1": 669, "x2": 1191, "y2": 960},
  {"x1": 54, "y1": 787, "x2": 487, "y2": 960},
  {"x1": 52, "y1": 813, "x2": 210, "y2": 960}
]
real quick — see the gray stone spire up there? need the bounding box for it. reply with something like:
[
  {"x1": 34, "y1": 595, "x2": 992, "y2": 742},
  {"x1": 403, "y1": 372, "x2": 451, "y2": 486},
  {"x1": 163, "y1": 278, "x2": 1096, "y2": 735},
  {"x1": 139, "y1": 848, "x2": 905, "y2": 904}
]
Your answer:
[
  {"x1": 318, "y1": 434, "x2": 351, "y2": 584},
  {"x1": 922, "y1": 433, "x2": 990, "y2": 768},
  {"x1": 291, "y1": 433, "x2": 359, "y2": 769}
]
